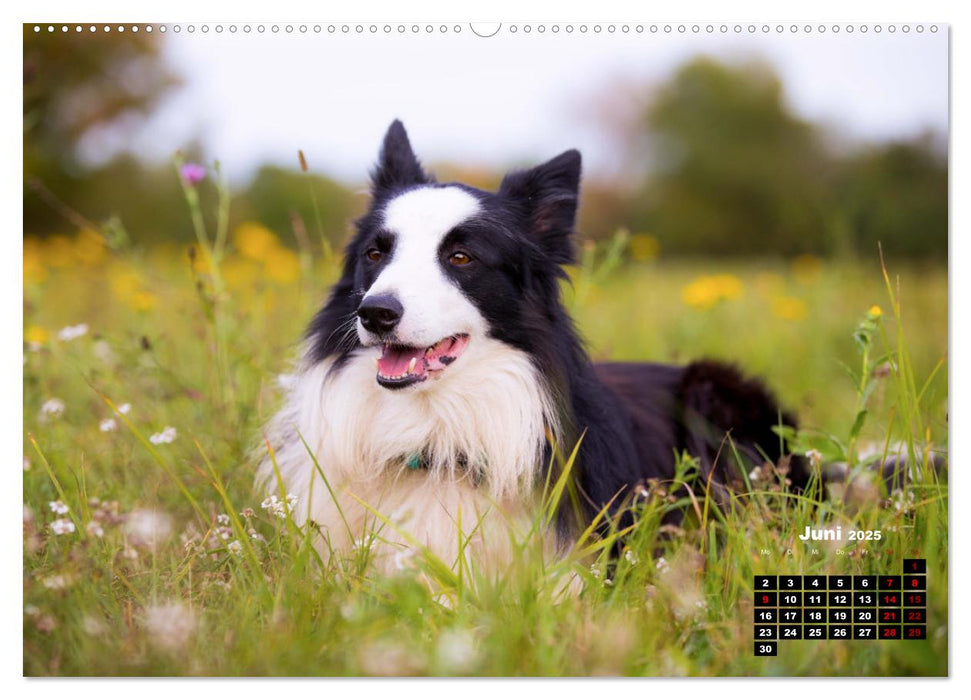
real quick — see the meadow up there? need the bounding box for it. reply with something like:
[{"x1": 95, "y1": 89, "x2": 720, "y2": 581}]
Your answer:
[{"x1": 22, "y1": 216, "x2": 948, "y2": 676}]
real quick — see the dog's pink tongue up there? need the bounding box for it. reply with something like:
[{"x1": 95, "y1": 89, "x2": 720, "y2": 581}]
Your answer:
[{"x1": 378, "y1": 345, "x2": 425, "y2": 377}]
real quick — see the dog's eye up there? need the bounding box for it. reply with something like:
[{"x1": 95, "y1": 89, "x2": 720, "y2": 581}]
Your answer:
[
  {"x1": 365, "y1": 248, "x2": 383, "y2": 262},
  {"x1": 448, "y1": 251, "x2": 472, "y2": 266}
]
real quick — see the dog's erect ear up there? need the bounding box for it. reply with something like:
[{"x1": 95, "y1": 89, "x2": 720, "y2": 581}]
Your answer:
[
  {"x1": 498, "y1": 149, "x2": 581, "y2": 264},
  {"x1": 370, "y1": 120, "x2": 432, "y2": 193}
]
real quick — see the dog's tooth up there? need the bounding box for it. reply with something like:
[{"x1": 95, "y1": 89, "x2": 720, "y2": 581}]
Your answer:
[{"x1": 408, "y1": 357, "x2": 417, "y2": 373}]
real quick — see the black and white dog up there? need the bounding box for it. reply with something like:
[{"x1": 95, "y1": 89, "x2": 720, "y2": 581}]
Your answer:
[{"x1": 259, "y1": 121, "x2": 810, "y2": 573}]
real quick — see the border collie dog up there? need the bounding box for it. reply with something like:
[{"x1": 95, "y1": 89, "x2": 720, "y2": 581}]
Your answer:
[{"x1": 260, "y1": 121, "x2": 809, "y2": 573}]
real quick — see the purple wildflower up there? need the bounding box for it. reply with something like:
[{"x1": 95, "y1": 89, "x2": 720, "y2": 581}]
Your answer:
[{"x1": 180, "y1": 162, "x2": 206, "y2": 185}]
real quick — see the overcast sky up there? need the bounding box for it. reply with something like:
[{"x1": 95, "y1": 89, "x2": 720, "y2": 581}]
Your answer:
[{"x1": 84, "y1": 25, "x2": 949, "y2": 185}]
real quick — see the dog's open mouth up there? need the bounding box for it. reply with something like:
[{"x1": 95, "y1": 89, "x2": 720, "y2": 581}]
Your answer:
[{"x1": 375, "y1": 334, "x2": 470, "y2": 389}]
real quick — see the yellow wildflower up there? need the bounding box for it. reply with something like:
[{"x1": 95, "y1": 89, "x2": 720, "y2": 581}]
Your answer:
[
  {"x1": 74, "y1": 228, "x2": 108, "y2": 266},
  {"x1": 264, "y1": 246, "x2": 301, "y2": 285},
  {"x1": 234, "y1": 222, "x2": 279, "y2": 260},
  {"x1": 109, "y1": 267, "x2": 143, "y2": 299},
  {"x1": 23, "y1": 239, "x2": 48, "y2": 285},
  {"x1": 868, "y1": 305, "x2": 883, "y2": 319},
  {"x1": 771, "y1": 296, "x2": 808, "y2": 321},
  {"x1": 44, "y1": 235, "x2": 75, "y2": 268},
  {"x1": 681, "y1": 274, "x2": 744, "y2": 310},
  {"x1": 130, "y1": 291, "x2": 157, "y2": 312},
  {"x1": 25, "y1": 326, "x2": 49, "y2": 345}
]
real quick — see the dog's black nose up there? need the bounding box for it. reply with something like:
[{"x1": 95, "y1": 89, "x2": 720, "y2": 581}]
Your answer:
[{"x1": 357, "y1": 294, "x2": 403, "y2": 334}]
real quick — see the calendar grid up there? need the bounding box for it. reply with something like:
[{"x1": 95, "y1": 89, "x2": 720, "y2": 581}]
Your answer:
[{"x1": 753, "y1": 559, "x2": 927, "y2": 656}]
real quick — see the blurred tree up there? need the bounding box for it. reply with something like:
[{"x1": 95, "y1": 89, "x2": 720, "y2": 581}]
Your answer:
[
  {"x1": 834, "y1": 136, "x2": 947, "y2": 259},
  {"x1": 236, "y1": 165, "x2": 360, "y2": 251},
  {"x1": 629, "y1": 57, "x2": 832, "y2": 256},
  {"x1": 24, "y1": 26, "x2": 180, "y2": 235}
]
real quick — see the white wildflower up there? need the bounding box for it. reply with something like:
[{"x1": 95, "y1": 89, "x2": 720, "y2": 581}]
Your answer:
[
  {"x1": 51, "y1": 518, "x2": 75, "y2": 535},
  {"x1": 227, "y1": 540, "x2": 242, "y2": 556},
  {"x1": 99, "y1": 418, "x2": 117, "y2": 432},
  {"x1": 805, "y1": 449, "x2": 823, "y2": 468},
  {"x1": 40, "y1": 398, "x2": 65, "y2": 419},
  {"x1": 124, "y1": 508, "x2": 173, "y2": 549},
  {"x1": 260, "y1": 493, "x2": 298, "y2": 519},
  {"x1": 49, "y1": 500, "x2": 69, "y2": 515},
  {"x1": 117, "y1": 403, "x2": 131, "y2": 415},
  {"x1": 748, "y1": 467, "x2": 762, "y2": 482},
  {"x1": 43, "y1": 574, "x2": 69, "y2": 590},
  {"x1": 86, "y1": 521, "x2": 104, "y2": 538},
  {"x1": 655, "y1": 557, "x2": 670, "y2": 573},
  {"x1": 392, "y1": 547, "x2": 415, "y2": 571},
  {"x1": 57, "y1": 323, "x2": 88, "y2": 342},
  {"x1": 143, "y1": 602, "x2": 197, "y2": 652},
  {"x1": 82, "y1": 615, "x2": 106, "y2": 636},
  {"x1": 24, "y1": 604, "x2": 40, "y2": 617},
  {"x1": 216, "y1": 513, "x2": 230, "y2": 525},
  {"x1": 625, "y1": 549, "x2": 639, "y2": 566},
  {"x1": 149, "y1": 426, "x2": 177, "y2": 445}
]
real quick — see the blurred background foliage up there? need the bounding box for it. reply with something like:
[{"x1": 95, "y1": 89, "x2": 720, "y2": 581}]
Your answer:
[{"x1": 23, "y1": 30, "x2": 946, "y2": 261}]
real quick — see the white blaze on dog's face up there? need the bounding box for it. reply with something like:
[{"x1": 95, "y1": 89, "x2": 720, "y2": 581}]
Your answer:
[{"x1": 358, "y1": 186, "x2": 486, "y2": 348}]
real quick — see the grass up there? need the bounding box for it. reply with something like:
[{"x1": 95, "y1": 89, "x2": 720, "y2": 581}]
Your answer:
[{"x1": 23, "y1": 204, "x2": 947, "y2": 675}]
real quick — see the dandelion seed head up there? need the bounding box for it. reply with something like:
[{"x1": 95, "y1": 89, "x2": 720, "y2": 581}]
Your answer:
[
  {"x1": 143, "y1": 602, "x2": 197, "y2": 652},
  {"x1": 435, "y1": 629, "x2": 479, "y2": 673},
  {"x1": 358, "y1": 640, "x2": 425, "y2": 676},
  {"x1": 124, "y1": 508, "x2": 173, "y2": 549}
]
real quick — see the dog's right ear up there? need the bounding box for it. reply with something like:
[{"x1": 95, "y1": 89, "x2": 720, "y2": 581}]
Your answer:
[
  {"x1": 370, "y1": 120, "x2": 433, "y2": 193},
  {"x1": 498, "y1": 149, "x2": 582, "y2": 265}
]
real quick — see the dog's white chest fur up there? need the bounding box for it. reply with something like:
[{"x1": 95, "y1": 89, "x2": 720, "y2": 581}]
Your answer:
[{"x1": 260, "y1": 338, "x2": 557, "y2": 573}]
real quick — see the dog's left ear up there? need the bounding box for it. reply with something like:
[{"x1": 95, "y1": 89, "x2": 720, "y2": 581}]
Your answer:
[
  {"x1": 371, "y1": 120, "x2": 433, "y2": 193},
  {"x1": 498, "y1": 149, "x2": 581, "y2": 264}
]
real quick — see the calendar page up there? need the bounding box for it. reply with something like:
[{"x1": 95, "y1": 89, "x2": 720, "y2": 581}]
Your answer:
[{"x1": 21, "y1": 16, "x2": 948, "y2": 679}]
